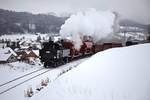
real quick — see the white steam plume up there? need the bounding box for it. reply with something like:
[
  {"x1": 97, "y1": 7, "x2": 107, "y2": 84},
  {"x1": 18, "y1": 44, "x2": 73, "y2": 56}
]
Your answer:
[{"x1": 59, "y1": 8, "x2": 119, "y2": 50}]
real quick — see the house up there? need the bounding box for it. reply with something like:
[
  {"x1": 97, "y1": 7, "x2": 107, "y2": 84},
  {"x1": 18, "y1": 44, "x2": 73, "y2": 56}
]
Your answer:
[
  {"x1": 6, "y1": 41, "x2": 20, "y2": 50},
  {"x1": 0, "y1": 47, "x2": 17, "y2": 63},
  {"x1": 19, "y1": 49, "x2": 39, "y2": 63}
]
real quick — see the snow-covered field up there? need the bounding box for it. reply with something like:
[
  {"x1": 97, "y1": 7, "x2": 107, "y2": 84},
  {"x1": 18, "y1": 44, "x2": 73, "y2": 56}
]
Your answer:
[
  {"x1": 0, "y1": 34, "x2": 48, "y2": 41},
  {"x1": 31, "y1": 43, "x2": 149, "y2": 100},
  {"x1": 0, "y1": 58, "x2": 88, "y2": 100},
  {"x1": 0, "y1": 43, "x2": 150, "y2": 100},
  {"x1": 0, "y1": 34, "x2": 61, "y2": 43},
  {"x1": 0, "y1": 61, "x2": 42, "y2": 85}
]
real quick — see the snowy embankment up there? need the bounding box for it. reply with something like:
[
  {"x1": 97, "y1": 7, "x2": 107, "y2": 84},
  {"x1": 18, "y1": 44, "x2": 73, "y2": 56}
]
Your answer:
[
  {"x1": 30, "y1": 43, "x2": 150, "y2": 100},
  {"x1": 0, "y1": 58, "x2": 88, "y2": 100},
  {"x1": 0, "y1": 61, "x2": 42, "y2": 85}
]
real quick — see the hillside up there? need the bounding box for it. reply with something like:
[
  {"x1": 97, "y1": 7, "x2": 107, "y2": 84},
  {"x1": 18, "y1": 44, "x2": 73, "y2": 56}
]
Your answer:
[
  {"x1": 0, "y1": 9, "x2": 149, "y2": 35},
  {"x1": 0, "y1": 9, "x2": 67, "y2": 35},
  {"x1": 31, "y1": 43, "x2": 150, "y2": 100}
]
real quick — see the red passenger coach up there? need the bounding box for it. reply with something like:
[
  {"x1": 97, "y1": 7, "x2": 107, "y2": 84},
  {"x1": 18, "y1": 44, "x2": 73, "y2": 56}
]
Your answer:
[
  {"x1": 103, "y1": 43, "x2": 112, "y2": 50},
  {"x1": 93, "y1": 44, "x2": 103, "y2": 53},
  {"x1": 93, "y1": 42, "x2": 122, "y2": 53},
  {"x1": 111, "y1": 43, "x2": 122, "y2": 48},
  {"x1": 103, "y1": 43, "x2": 122, "y2": 50}
]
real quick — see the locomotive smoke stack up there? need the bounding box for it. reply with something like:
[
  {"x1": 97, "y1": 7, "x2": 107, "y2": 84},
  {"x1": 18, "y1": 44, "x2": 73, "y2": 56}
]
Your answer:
[{"x1": 59, "y1": 8, "x2": 119, "y2": 49}]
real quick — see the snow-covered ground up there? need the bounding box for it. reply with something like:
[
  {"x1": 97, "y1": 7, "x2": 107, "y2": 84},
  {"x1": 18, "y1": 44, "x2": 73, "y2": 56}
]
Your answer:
[
  {"x1": 0, "y1": 58, "x2": 88, "y2": 100},
  {"x1": 31, "y1": 43, "x2": 149, "y2": 100},
  {"x1": 0, "y1": 34, "x2": 61, "y2": 43},
  {"x1": 0, "y1": 34, "x2": 48, "y2": 41},
  {"x1": 0, "y1": 61, "x2": 42, "y2": 85},
  {"x1": 0, "y1": 43, "x2": 150, "y2": 100}
]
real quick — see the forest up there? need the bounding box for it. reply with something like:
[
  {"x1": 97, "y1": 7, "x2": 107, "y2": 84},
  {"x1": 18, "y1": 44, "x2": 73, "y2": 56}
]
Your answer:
[{"x1": 0, "y1": 9, "x2": 67, "y2": 35}]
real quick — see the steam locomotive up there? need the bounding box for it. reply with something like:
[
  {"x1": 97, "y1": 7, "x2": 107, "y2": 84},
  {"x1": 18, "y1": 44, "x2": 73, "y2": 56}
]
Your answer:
[{"x1": 39, "y1": 36, "x2": 122, "y2": 68}]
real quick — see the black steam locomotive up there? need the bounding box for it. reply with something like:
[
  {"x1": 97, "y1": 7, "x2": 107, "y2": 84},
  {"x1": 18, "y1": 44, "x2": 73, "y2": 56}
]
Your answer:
[{"x1": 39, "y1": 40, "x2": 70, "y2": 68}]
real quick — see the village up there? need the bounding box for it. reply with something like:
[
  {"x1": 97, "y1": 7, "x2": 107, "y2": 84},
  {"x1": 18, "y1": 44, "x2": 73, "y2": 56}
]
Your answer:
[{"x1": 0, "y1": 34, "x2": 56, "y2": 64}]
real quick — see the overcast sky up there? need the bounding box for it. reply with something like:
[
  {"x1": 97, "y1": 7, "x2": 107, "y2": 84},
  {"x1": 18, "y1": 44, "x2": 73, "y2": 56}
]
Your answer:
[{"x1": 0, "y1": 0, "x2": 150, "y2": 24}]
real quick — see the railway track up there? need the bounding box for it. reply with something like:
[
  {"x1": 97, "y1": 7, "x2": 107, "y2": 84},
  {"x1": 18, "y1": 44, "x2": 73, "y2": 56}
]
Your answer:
[
  {"x1": 0, "y1": 58, "x2": 88, "y2": 95},
  {"x1": 0, "y1": 68, "x2": 50, "y2": 95},
  {"x1": 0, "y1": 69, "x2": 51, "y2": 95},
  {"x1": 0, "y1": 68, "x2": 45, "y2": 87}
]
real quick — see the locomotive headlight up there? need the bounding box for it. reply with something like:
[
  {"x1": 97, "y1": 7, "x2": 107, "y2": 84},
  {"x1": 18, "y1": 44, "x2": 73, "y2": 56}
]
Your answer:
[{"x1": 46, "y1": 51, "x2": 50, "y2": 53}]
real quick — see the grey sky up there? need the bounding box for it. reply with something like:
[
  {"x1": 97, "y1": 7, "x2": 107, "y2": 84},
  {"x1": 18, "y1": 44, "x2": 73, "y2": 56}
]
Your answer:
[{"x1": 0, "y1": 0, "x2": 150, "y2": 24}]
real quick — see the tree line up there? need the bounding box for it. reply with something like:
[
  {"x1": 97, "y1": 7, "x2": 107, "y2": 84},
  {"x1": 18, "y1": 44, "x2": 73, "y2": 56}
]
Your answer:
[{"x1": 0, "y1": 9, "x2": 67, "y2": 35}]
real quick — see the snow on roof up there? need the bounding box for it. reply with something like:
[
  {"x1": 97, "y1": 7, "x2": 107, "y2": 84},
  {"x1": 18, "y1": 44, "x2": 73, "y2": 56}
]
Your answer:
[
  {"x1": 0, "y1": 53, "x2": 12, "y2": 61},
  {"x1": 23, "y1": 50, "x2": 39, "y2": 56},
  {"x1": 20, "y1": 46, "x2": 29, "y2": 49},
  {"x1": 54, "y1": 36, "x2": 61, "y2": 42},
  {"x1": 0, "y1": 47, "x2": 17, "y2": 61},
  {"x1": 25, "y1": 50, "x2": 31, "y2": 54},
  {"x1": 0, "y1": 47, "x2": 17, "y2": 56},
  {"x1": 31, "y1": 43, "x2": 150, "y2": 100},
  {"x1": 32, "y1": 50, "x2": 39, "y2": 56}
]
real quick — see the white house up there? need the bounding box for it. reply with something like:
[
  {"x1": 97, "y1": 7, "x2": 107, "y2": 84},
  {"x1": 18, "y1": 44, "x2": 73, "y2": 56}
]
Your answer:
[{"x1": 0, "y1": 47, "x2": 17, "y2": 63}]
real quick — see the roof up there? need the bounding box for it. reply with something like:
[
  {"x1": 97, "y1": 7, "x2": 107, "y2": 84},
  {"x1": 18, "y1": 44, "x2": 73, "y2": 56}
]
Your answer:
[
  {"x1": 23, "y1": 50, "x2": 39, "y2": 57},
  {"x1": 0, "y1": 47, "x2": 17, "y2": 61},
  {"x1": 32, "y1": 50, "x2": 39, "y2": 56},
  {"x1": 25, "y1": 50, "x2": 31, "y2": 54},
  {"x1": 0, "y1": 54, "x2": 13, "y2": 61},
  {"x1": 20, "y1": 46, "x2": 29, "y2": 49}
]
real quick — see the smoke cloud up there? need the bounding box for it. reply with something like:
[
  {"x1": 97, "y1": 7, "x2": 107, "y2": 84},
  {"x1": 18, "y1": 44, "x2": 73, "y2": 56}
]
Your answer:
[{"x1": 59, "y1": 8, "x2": 119, "y2": 49}]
